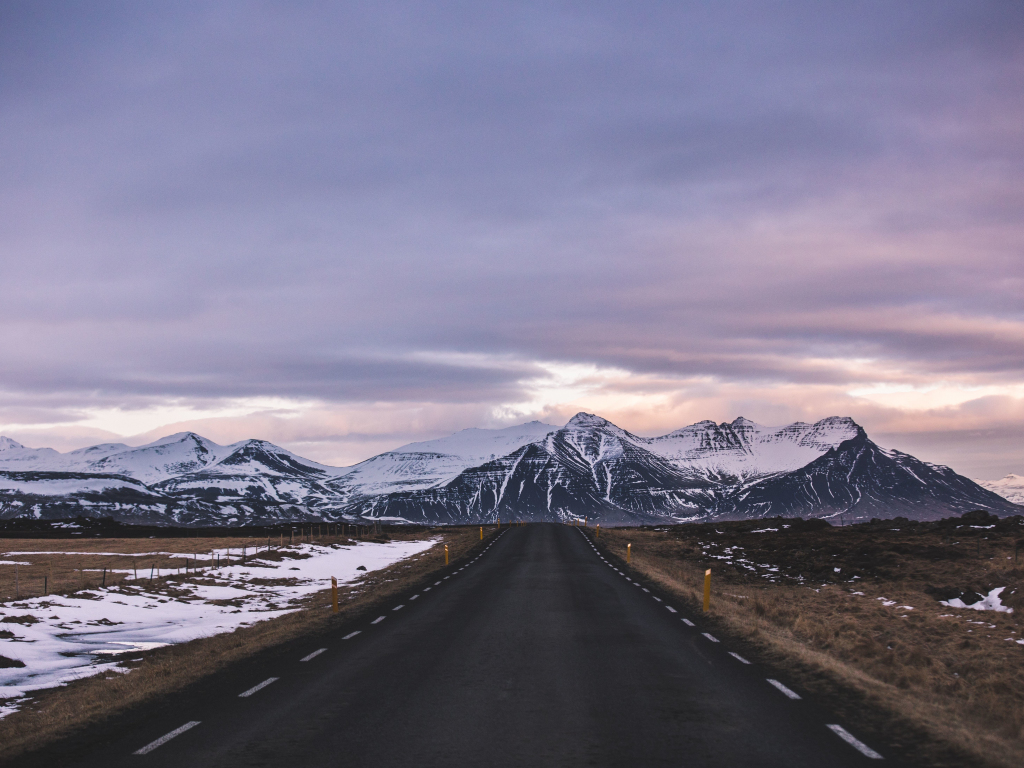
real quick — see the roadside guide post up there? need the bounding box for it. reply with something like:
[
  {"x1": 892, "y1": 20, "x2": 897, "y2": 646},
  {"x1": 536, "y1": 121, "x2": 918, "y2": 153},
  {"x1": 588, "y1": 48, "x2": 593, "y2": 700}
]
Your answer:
[
  {"x1": 703, "y1": 569, "x2": 711, "y2": 612},
  {"x1": 480, "y1": 526, "x2": 483, "y2": 540},
  {"x1": 596, "y1": 524, "x2": 600, "y2": 538},
  {"x1": 331, "y1": 576, "x2": 339, "y2": 613},
  {"x1": 627, "y1": 543, "x2": 631, "y2": 564},
  {"x1": 445, "y1": 544, "x2": 449, "y2": 565}
]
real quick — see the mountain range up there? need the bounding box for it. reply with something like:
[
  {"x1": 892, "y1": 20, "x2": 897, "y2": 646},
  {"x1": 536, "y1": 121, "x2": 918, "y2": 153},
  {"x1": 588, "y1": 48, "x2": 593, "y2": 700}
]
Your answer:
[{"x1": 0, "y1": 414, "x2": 1019, "y2": 526}]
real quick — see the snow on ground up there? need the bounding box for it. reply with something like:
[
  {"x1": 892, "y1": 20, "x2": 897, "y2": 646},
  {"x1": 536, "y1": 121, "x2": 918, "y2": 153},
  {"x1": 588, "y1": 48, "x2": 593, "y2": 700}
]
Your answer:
[
  {"x1": 940, "y1": 586, "x2": 1014, "y2": 613},
  {"x1": 0, "y1": 538, "x2": 436, "y2": 717}
]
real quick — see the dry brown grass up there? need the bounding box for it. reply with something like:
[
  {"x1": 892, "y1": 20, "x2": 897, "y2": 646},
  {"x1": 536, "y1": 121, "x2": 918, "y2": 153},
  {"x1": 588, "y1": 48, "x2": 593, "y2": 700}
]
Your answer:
[
  {"x1": 0, "y1": 525, "x2": 493, "y2": 761},
  {"x1": 0, "y1": 532, "x2": 355, "y2": 599},
  {"x1": 597, "y1": 519, "x2": 1024, "y2": 768}
]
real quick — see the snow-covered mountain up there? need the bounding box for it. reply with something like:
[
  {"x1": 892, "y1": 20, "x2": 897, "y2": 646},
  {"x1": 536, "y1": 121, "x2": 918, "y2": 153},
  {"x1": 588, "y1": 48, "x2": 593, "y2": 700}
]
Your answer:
[
  {"x1": 348, "y1": 414, "x2": 1018, "y2": 524},
  {"x1": 0, "y1": 415, "x2": 1018, "y2": 525},
  {"x1": 326, "y1": 421, "x2": 558, "y2": 500},
  {"x1": 976, "y1": 474, "x2": 1024, "y2": 505}
]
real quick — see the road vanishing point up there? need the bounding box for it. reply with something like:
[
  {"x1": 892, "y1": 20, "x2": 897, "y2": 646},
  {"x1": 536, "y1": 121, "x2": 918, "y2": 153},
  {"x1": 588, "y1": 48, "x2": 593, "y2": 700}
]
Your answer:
[{"x1": 21, "y1": 523, "x2": 895, "y2": 767}]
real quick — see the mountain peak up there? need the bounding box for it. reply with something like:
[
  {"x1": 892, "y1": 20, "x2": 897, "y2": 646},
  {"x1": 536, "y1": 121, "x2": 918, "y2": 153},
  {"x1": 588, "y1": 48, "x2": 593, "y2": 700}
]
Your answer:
[
  {"x1": 565, "y1": 412, "x2": 613, "y2": 428},
  {"x1": 0, "y1": 436, "x2": 27, "y2": 452}
]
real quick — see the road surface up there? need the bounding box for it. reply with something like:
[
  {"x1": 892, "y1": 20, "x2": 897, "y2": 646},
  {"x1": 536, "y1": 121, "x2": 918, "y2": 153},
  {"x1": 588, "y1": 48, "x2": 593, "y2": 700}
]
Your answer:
[{"x1": 23, "y1": 523, "x2": 895, "y2": 767}]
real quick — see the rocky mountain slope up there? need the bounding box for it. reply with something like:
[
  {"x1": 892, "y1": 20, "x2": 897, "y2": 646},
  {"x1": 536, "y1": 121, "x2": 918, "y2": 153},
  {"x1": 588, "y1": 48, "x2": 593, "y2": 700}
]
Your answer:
[{"x1": 0, "y1": 415, "x2": 1018, "y2": 525}]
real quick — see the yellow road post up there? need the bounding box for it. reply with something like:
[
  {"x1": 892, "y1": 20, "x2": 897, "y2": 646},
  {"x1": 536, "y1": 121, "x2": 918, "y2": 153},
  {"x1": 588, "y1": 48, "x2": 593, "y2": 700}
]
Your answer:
[
  {"x1": 445, "y1": 544, "x2": 449, "y2": 565},
  {"x1": 331, "y1": 576, "x2": 339, "y2": 613},
  {"x1": 596, "y1": 524, "x2": 600, "y2": 538},
  {"x1": 703, "y1": 569, "x2": 711, "y2": 612},
  {"x1": 627, "y1": 543, "x2": 631, "y2": 564},
  {"x1": 480, "y1": 526, "x2": 483, "y2": 540}
]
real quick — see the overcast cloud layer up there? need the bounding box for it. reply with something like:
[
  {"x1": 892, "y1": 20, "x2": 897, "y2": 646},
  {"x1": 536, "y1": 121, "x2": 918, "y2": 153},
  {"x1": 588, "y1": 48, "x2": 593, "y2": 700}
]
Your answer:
[{"x1": 1, "y1": 1, "x2": 1023, "y2": 478}]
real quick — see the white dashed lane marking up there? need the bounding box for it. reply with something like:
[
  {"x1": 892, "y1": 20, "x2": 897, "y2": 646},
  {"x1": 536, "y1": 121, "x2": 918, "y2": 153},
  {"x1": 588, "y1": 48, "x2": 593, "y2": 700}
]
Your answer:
[
  {"x1": 682, "y1": 619, "x2": 695, "y2": 627},
  {"x1": 766, "y1": 679, "x2": 801, "y2": 700},
  {"x1": 702, "y1": 633, "x2": 719, "y2": 643},
  {"x1": 133, "y1": 721, "x2": 201, "y2": 755},
  {"x1": 826, "y1": 724, "x2": 884, "y2": 760},
  {"x1": 300, "y1": 648, "x2": 327, "y2": 662},
  {"x1": 393, "y1": 604, "x2": 405, "y2": 611},
  {"x1": 371, "y1": 616, "x2": 386, "y2": 625},
  {"x1": 666, "y1": 606, "x2": 677, "y2": 613},
  {"x1": 239, "y1": 677, "x2": 279, "y2": 698},
  {"x1": 728, "y1": 652, "x2": 751, "y2": 665},
  {"x1": 343, "y1": 631, "x2": 361, "y2": 640},
  {"x1": 652, "y1": 596, "x2": 662, "y2": 602},
  {"x1": 409, "y1": 594, "x2": 420, "y2": 600}
]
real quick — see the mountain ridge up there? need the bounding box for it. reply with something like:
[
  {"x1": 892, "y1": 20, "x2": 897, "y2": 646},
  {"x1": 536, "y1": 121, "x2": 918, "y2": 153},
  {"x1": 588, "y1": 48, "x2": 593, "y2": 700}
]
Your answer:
[{"x1": 0, "y1": 415, "x2": 1019, "y2": 525}]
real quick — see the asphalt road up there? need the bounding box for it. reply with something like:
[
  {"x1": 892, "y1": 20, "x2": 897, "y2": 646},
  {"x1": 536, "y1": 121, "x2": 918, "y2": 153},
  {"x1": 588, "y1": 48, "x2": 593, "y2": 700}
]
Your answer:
[{"x1": 27, "y1": 523, "x2": 897, "y2": 767}]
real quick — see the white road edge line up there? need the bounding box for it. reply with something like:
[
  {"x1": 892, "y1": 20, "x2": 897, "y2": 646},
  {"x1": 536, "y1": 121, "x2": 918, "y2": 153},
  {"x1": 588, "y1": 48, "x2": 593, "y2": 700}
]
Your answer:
[
  {"x1": 133, "y1": 721, "x2": 201, "y2": 755},
  {"x1": 300, "y1": 648, "x2": 327, "y2": 662},
  {"x1": 371, "y1": 616, "x2": 386, "y2": 624},
  {"x1": 682, "y1": 618, "x2": 695, "y2": 626},
  {"x1": 766, "y1": 678, "x2": 801, "y2": 700},
  {"x1": 343, "y1": 631, "x2": 361, "y2": 640},
  {"x1": 702, "y1": 632, "x2": 719, "y2": 643},
  {"x1": 826, "y1": 724, "x2": 884, "y2": 760},
  {"x1": 239, "y1": 677, "x2": 279, "y2": 698},
  {"x1": 728, "y1": 652, "x2": 751, "y2": 664}
]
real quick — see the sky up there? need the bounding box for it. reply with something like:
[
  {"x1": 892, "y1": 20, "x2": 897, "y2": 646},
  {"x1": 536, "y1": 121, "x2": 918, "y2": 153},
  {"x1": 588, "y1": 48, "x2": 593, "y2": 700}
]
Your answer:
[{"x1": 1, "y1": 1, "x2": 1023, "y2": 479}]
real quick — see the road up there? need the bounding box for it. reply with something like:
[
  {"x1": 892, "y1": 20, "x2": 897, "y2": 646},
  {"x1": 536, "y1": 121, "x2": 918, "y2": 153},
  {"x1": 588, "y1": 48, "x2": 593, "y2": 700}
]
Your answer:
[{"x1": 26, "y1": 523, "x2": 895, "y2": 767}]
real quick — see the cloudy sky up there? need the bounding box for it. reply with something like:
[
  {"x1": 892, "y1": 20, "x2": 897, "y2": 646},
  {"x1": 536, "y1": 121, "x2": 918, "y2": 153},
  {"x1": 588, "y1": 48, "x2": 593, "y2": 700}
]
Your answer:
[{"x1": 1, "y1": 1, "x2": 1023, "y2": 478}]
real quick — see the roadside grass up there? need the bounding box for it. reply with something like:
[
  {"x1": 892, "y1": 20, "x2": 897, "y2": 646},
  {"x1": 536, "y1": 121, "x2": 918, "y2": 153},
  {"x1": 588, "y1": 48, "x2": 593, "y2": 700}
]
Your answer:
[
  {"x1": 0, "y1": 533, "x2": 352, "y2": 600},
  {"x1": 0, "y1": 525, "x2": 492, "y2": 762},
  {"x1": 596, "y1": 518, "x2": 1024, "y2": 768}
]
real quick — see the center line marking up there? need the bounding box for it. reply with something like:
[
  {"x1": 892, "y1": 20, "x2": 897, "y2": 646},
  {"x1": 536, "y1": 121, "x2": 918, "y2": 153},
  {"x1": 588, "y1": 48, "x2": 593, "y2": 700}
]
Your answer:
[
  {"x1": 642, "y1": 587, "x2": 650, "y2": 592},
  {"x1": 666, "y1": 606, "x2": 677, "y2": 613},
  {"x1": 424, "y1": 586, "x2": 432, "y2": 591},
  {"x1": 371, "y1": 616, "x2": 386, "y2": 624},
  {"x1": 652, "y1": 596, "x2": 662, "y2": 602},
  {"x1": 826, "y1": 724, "x2": 884, "y2": 759},
  {"x1": 767, "y1": 679, "x2": 801, "y2": 700},
  {"x1": 682, "y1": 618, "x2": 695, "y2": 626},
  {"x1": 393, "y1": 604, "x2": 405, "y2": 611},
  {"x1": 702, "y1": 633, "x2": 719, "y2": 643},
  {"x1": 239, "y1": 677, "x2": 279, "y2": 698},
  {"x1": 133, "y1": 721, "x2": 201, "y2": 755},
  {"x1": 300, "y1": 648, "x2": 327, "y2": 662},
  {"x1": 728, "y1": 652, "x2": 751, "y2": 664},
  {"x1": 343, "y1": 631, "x2": 361, "y2": 640},
  {"x1": 434, "y1": 581, "x2": 441, "y2": 585},
  {"x1": 410, "y1": 594, "x2": 420, "y2": 600}
]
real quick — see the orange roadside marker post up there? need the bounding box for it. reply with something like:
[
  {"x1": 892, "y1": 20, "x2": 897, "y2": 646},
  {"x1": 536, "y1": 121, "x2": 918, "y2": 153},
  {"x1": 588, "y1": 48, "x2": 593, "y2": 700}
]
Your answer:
[
  {"x1": 627, "y1": 543, "x2": 631, "y2": 564},
  {"x1": 703, "y1": 569, "x2": 712, "y2": 612}
]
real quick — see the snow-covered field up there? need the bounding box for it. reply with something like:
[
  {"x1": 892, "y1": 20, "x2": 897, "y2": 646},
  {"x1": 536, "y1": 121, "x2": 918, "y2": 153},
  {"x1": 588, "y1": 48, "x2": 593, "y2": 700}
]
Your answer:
[{"x1": 0, "y1": 538, "x2": 436, "y2": 718}]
